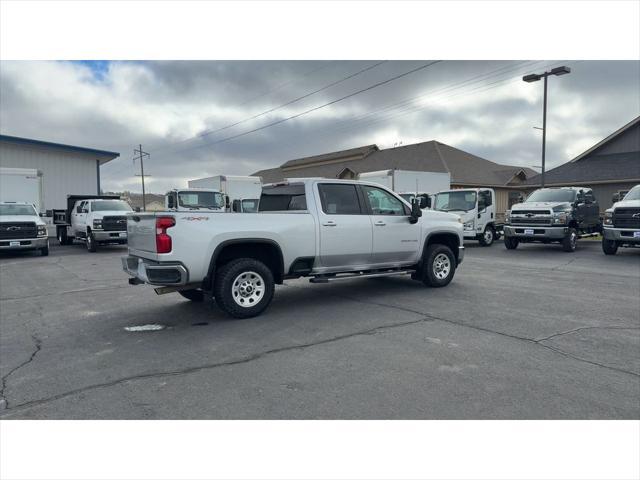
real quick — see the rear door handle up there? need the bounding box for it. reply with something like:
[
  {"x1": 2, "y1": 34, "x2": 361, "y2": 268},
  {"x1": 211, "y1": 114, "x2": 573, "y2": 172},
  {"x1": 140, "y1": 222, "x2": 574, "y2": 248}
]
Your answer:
[
  {"x1": 322, "y1": 221, "x2": 337, "y2": 227},
  {"x1": 374, "y1": 221, "x2": 386, "y2": 226}
]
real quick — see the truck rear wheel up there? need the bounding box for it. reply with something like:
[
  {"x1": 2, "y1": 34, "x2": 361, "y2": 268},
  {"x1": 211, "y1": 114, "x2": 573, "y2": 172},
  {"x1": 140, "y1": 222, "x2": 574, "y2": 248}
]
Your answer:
[
  {"x1": 422, "y1": 244, "x2": 456, "y2": 287},
  {"x1": 478, "y1": 226, "x2": 495, "y2": 246},
  {"x1": 178, "y1": 289, "x2": 204, "y2": 302},
  {"x1": 504, "y1": 236, "x2": 519, "y2": 250},
  {"x1": 57, "y1": 227, "x2": 71, "y2": 245},
  {"x1": 213, "y1": 258, "x2": 275, "y2": 319},
  {"x1": 602, "y1": 238, "x2": 618, "y2": 255},
  {"x1": 562, "y1": 228, "x2": 578, "y2": 252}
]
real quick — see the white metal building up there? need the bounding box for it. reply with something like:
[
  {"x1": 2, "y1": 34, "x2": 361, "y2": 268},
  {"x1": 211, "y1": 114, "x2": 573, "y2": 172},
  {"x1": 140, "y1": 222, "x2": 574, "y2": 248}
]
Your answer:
[{"x1": 0, "y1": 134, "x2": 120, "y2": 212}]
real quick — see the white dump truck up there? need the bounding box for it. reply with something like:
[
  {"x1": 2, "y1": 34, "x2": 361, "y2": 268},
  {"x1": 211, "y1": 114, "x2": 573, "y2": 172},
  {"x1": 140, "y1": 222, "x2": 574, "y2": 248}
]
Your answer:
[
  {"x1": 358, "y1": 170, "x2": 451, "y2": 209},
  {"x1": 187, "y1": 175, "x2": 262, "y2": 212},
  {"x1": 53, "y1": 195, "x2": 133, "y2": 252}
]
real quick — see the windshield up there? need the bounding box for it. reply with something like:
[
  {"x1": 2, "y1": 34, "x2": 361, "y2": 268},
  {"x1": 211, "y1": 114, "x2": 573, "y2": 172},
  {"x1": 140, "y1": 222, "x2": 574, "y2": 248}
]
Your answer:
[
  {"x1": 434, "y1": 191, "x2": 477, "y2": 212},
  {"x1": 623, "y1": 186, "x2": 640, "y2": 201},
  {"x1": 241, "y1": 199, "x2": 259, "y2": 213},
  {"x1": 91, "y1": 201, "x2": 133, "y2": 212},
  {"x1": 178, "y1": 191, "x2": 223, "y2": 209},
  {"x1": 0, "y1": 204, "x2": 37, "y2": 216},
  {"x1": 525, "y1": 189, "x2": 576, "y2": 203}
]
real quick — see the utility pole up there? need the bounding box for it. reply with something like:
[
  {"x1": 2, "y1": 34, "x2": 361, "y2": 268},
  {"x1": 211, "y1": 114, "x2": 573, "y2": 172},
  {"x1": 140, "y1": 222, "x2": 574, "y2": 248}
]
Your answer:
[{"x1": 133, "y1": 144, "x2": 151, "y2": 211}]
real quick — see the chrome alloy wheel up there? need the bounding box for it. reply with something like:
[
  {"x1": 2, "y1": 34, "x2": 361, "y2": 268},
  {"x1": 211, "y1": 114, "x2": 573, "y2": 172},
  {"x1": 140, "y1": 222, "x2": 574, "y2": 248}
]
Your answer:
[
  {"x1": 432, "y1": 253, "x2": 451, "y2": 280},
  {"x1": 231, "y1": 271, "x2": 265, "y2": 308},
  {"x1": 570, "y1": 231, "x2": 577, "y2": 249}
]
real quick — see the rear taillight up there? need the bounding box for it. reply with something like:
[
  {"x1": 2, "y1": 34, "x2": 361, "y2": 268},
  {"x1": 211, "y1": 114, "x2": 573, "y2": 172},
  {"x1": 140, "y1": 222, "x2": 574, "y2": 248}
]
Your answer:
[{"x1": 156, "y1": 216, "x2": 175, "y2": 253}]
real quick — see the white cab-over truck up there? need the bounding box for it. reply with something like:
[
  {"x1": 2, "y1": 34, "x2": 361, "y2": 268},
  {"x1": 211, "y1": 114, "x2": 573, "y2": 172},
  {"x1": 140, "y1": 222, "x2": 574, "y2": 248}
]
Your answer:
[
  {"x1": 0, "y1": 202, "x2": 49, "y2": 255},
  {"x1": 123, "y1": 179, "x2": 464, "y2": 318},
  {"x1": 433, "y1": 188, "x2": 501, "y2": 246},
  {"x1": 54, "y1": 195, "x2": 133, "y2": 252},
  {"x1": 164, "y1": 188, "x2": 226, "y2": 212},
  {"x1": 602, "y1": 184, "x2": 640, "y2": 255},
  {"x1": 187, "y1": 175, "x2": 262, "y2": 212}
]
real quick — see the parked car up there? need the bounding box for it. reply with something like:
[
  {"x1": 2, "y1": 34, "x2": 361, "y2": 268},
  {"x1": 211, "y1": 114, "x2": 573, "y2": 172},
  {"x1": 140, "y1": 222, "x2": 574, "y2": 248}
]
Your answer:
[
  {"x1": 0, "y1": 201, "x2": 49, "y2": 256},
  {"x1": 122, "y1": 179, "x2": 464, "y2": 318},
  {"x1": 433, "y1": 188, "x2": 502, "y2": 246},
  {"x1": 53, "y1": 195, "x2": 132, "y2": 252},
  {"x1": 503, "y1": 187, "x2": 601, "y2": 252},
  {"x1": 602, "y1": 184, "x2": 640, "y2": 255}
]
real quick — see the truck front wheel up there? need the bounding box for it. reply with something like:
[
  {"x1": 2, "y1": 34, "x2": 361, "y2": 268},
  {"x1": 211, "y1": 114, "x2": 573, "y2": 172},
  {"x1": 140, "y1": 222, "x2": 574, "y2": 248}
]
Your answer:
[
  {"x1": 562, "y1": 228, "x2": 578, "y2": 252},
  {"x1": 213, "y1": 258, "x2": 275, "y2": 319},
  {"x1": 478, "y1": 226, "x2": 495, "y2": 246},
  {"x1": 504, "y1": 236, "x2": 519, "y2": 250},
  {"x1": 602, "y1": 238, "x2": 618, "y2": 255},
  {"x1": 422, "y1": 244, "x2": 456, "y2": 287},
  {"x1": 86, "y1": 231, "x2": 97, "y2": 252}
]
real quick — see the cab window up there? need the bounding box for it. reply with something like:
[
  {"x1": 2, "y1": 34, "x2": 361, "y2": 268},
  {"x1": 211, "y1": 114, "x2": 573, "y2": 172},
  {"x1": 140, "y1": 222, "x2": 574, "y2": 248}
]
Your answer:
[
  {"x1": 317, "y1": 184, "x2": 362, "y2": 215},
  {"x1": 362, "y1": 186, "x2": 408, "y2": 215}
]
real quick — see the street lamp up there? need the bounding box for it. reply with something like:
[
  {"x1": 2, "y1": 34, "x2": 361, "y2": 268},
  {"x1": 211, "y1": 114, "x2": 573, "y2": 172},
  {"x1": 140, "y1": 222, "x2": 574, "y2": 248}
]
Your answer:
[{"x1": 523, "y1": 66, "x2": 571, "y2": 188}]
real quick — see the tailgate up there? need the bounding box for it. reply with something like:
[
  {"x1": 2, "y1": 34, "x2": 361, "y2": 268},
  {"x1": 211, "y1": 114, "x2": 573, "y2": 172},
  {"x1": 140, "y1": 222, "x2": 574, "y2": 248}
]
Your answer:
[{"x1": 127, "y1": 212, "x2": 158, "y2": 257}]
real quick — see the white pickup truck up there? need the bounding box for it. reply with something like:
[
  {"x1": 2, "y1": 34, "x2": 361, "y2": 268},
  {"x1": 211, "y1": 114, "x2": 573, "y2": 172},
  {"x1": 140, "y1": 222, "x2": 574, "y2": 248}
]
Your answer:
[
  {"x1": 54, "y1": 195, "x2": 133, "y2": 252},
  {"x1": 0, "y1": 201, "x2": 49, "y2": 256},
  {"x1": 122, "y1": 179, "x2": 464, "y2": 318}
]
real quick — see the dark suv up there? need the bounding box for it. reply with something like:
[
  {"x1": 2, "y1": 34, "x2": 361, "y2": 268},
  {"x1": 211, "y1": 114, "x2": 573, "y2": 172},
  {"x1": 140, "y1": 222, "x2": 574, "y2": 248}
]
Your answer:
[{"x1": 503, "y1": 187, "x2": 601, "y2": 252}]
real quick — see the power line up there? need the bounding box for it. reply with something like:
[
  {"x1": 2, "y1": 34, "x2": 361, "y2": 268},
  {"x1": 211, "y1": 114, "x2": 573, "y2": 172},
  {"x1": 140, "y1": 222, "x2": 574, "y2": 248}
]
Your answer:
[
  {"x1": 148, "y1": 60, "x2": 387, "y2": 154},
  {"x1": 166, "y1": 61, "x2": 442, "y2": 156}
]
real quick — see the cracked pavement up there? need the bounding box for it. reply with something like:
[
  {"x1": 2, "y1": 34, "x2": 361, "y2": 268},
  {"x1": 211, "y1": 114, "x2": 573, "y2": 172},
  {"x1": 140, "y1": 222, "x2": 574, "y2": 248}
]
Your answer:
[{"x1": 0, "y1": 240, "x2": 638, "y2": 419}]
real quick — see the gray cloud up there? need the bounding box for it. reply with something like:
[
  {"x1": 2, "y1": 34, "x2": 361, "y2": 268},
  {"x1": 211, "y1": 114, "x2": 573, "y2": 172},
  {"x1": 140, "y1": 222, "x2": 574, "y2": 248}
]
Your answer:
[{"x1": 1, "y1": 60, "x2": 638, "y2": 192}]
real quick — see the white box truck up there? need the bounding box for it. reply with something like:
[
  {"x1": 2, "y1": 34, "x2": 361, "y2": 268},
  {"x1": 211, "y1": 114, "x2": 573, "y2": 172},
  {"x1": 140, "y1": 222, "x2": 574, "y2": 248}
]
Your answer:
[
  {"x1": 187, "y1": 175, "x2": 262, "y2": 212},
  {"x1": 0, "y1": 167, "x2": 44, "y2": 213},
  {"x1": 358, "y1": 170, "x2": 451, "y2": 209}
]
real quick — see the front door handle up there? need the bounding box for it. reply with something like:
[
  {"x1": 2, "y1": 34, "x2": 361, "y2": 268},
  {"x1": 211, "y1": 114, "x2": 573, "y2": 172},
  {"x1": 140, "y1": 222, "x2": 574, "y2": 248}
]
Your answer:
[
  {"x1": 322, "y1": 221, "x2": 337, "y2": 227},
  {"x1": 374, "y1": 221, "x2": 386, "y2": 226}
]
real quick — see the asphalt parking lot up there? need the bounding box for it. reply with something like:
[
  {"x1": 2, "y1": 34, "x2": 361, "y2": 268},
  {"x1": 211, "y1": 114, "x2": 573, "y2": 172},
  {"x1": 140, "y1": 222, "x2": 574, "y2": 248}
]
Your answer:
[{"x1": 0, "y1": 240, "x2": 638, "y2": 419}]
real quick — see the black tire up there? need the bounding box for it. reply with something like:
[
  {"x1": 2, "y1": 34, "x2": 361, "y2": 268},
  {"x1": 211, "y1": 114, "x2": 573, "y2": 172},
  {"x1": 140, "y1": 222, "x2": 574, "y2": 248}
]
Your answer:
[
  {"x1": 422, "y1": 244, "x2": 456, "y2": 287},
  {"x1": 478, "y1": 225, "x2": 495, "y2": 246},
  {"x1": 86, "y1": 231, "x2": 97, "y2": 252},
  {"x1": 57, "y1": 227, "x2": 70, "y2": 245},
  {"x1": 562, "y1": 228, "x2": 578, "y2": 252},
  {"x1": 178, "y1": 289, "x2": 204, "y2": 302},
  {"x1": 213, "y1": 258, "x2": 275, "y2": 319},
  {"x1": 40, "y1": 244, "x2": 49, "y2": 256},
  {"x1": 504, "y1": 236, "x2": 519, "y2": 250},
  {"x1": 602, "y1": 238, "x2": 618, "y2": 255}
]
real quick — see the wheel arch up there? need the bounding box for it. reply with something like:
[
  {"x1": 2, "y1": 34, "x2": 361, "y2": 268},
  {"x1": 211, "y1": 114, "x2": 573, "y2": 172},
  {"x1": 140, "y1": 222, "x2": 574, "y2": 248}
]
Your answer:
[
  {"x1": 203, "y1": 239, "x2": 285, "y2": 290},
  {"x1": 419, "y1": 231, "x2": 460, "y2": 269}
]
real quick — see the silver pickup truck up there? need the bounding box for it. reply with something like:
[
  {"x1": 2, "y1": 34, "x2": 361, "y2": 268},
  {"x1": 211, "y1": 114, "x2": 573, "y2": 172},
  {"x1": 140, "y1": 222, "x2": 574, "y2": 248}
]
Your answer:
[
  {"x1": 602, "y1": 184, "x2": 640, "y2": 255},
  {"x1": 122, "y1": 179, "x2": 464, "y2": 318}
]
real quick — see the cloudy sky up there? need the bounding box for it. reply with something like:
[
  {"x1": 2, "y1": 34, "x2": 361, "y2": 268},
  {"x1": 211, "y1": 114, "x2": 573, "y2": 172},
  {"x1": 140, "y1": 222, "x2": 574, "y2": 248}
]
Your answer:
[{"x1": 1, "y1": 60, "x2": 638, "y2": 193}]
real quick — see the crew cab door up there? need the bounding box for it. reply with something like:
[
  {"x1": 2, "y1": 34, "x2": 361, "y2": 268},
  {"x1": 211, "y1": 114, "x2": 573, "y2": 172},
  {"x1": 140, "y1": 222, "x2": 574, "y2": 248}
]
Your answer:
[
  {"x1": 316, "y1": 183, "x2": 372, "y2": 269},
  {"x1": 361, "y1": 185, "x2": 420, "y2": 265},
  {"x1": 477, "y1": 189, "x2": 494, "y2": 229},
  {"x1": 583, "y1": 190, "x2": 600, "y2": 228},
  {"x1": 73, "y1": 201, "x2": 88, "y2": 235}
]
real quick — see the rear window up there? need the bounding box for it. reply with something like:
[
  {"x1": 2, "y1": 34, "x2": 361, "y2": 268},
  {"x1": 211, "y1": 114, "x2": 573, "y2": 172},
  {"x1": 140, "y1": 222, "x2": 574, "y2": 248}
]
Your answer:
[{"x1": 259, "y1": 184, "x2": 307, "y2": 211}]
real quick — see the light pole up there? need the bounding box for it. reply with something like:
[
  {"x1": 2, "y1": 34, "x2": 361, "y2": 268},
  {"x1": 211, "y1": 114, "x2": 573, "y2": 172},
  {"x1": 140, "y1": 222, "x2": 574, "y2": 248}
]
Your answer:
[{"x1": 523, "y1": 66, "x2": 571, "y2": 188}]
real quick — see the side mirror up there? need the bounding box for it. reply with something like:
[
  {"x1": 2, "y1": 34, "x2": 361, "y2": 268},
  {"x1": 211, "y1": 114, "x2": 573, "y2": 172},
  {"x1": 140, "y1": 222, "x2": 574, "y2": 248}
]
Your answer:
[
  {"x1": 134, "y1": 207, "x2": 141, "y2": 213},
  {"x1": 225, "y1": 195, "x2": 231, "y2": 209},
  {"x1": 232, "y1": 199, "x2": 241, "y2": 212},
  {"x1": 167, "y1": 195, "x2": 175, "y2": 209},
  {"x1": 419, "y1": 196, "x2": 428, "y2": 209},
  {"x1": 409, "y1": 199, "x2": 422, "y2": 223},
  {"x1": 612, "y1": 193, "x2": 620, "y2": 203}
]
